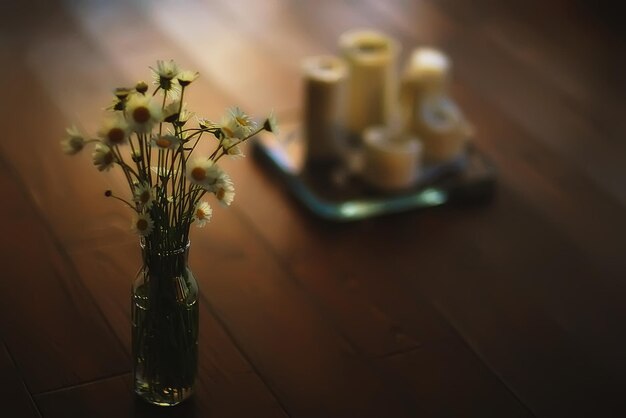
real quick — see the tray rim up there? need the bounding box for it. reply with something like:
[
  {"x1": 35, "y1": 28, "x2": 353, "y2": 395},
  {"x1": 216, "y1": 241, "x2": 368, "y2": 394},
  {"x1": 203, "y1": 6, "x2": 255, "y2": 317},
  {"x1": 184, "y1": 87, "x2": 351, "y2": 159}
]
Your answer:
[{"x1": 252, "y1": 127, "x2": 496, "y2": 222}]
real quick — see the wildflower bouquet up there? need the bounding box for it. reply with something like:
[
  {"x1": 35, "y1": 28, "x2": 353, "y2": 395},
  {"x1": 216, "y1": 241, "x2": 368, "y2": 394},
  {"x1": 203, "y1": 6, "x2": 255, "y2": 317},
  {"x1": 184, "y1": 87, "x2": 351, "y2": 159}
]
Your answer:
[
  {"x1": 62, "y1": 59, "x2": 276, "y2": 247},
  {"x1": 62, "y1": 60, "x2": 276, "y2": 406}
]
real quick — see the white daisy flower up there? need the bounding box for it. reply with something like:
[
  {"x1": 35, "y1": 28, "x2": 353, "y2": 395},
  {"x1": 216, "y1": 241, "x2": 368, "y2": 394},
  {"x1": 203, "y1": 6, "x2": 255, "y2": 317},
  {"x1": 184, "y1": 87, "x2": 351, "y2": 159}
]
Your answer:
[
  {"x1": 178, "y1": 107, "x2": 194, "y2": 126},
  {"x1": 219, "y1": 116, "x2": 243, "y2": 139},
  {"x1": 151, "y1": 165, "x2": 178, "y2": 180},
  {"x1": 213, "y1": 172, "x2": 235, "y2": 206},
  {"x1": 162, "y1": 101, "x2": 194, "y2": 127},
  {"x1": 197, "y1": 117, "x2": 219, "y2": 130},
  {"x1": 177, "y1": 70, "x2": 199, "y2": 87},
  {"x1": 152, "y1": 59, "x2": 179, "y2": 81},
  {"x1": 186, "y1": 158, "x2": 221, "y2": 188},
  {"x1": 92, "y1": 143, "x2": 115, "y2": 171},
  {"x1": 113, "y1": 87, "x2": 132, "y2": 100},
  {"x1": 263, "y1": 111, "x2": 279, "y2": 134},
  {"x1": 135, "y1": 81, "x2": 149, "y2": 94},
  {"x1": 131, "y1": 149, "x2": 143, "y2": 162},
  {"x1": 229, "y1": 106, "x2": 256, "y2": 130},
  {"x1": 222, "y1": 137, "x2": 245, "y2": 159},
  {"x1": 220, "y1": 107, "x2": 256, "y2": 139},
  {"x1": 162, "y1": 100, "x2": 182, "y2": 123},
  {"x1": 131, "y1": 213, "x2": 154, "y2": 236},
  {"x1": 125, "y1": 93, "x2": 162, "y2": 133},
  {"x1": 97, "y1": 113, "x2": 129, "y2": 147},
  {"x1": 151, "y1": 60, "x2": 181, "y2": 97},
  {"x1": 61, "y1": 125, "x2": 85, "y2": 155},
  {"x1": 150, "y1": 134, "x2": 181, "y2": 150},
  {"x1": 193, "y1": 201, "x2": 213, "y2": 227},
  {"x1": 133, "y1": 182, "x2": 155, "y2": 209}
]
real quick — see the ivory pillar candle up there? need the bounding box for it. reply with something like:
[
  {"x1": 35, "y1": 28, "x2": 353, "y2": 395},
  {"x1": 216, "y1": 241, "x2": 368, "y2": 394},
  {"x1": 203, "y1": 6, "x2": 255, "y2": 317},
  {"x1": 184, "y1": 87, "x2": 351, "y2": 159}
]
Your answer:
[
  {"x1": 339, "y1": 30, "x2": 399, "y2": 138},
  {"x1": 302, "y1": 55, "x2": 348, "y2": 160},
  {"x1": 402, "y1": 47, "x2": 451, "y2": 95},
  {"x1": 413, "y1": 95, "x2": 472, "y2": 162},
  {"x1": 400, "y1": 47, "x2": 451, "y2": 131},
  {"x1": 361, "y1": 126, "x2": 422, "y2": 191}
]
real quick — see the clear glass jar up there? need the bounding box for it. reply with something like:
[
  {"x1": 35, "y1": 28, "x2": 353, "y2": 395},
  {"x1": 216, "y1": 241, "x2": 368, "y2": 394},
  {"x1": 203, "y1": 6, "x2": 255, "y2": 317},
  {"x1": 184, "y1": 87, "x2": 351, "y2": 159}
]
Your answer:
[{"x1": 132, "y1": 241, "x2": 198, "y2": 406}]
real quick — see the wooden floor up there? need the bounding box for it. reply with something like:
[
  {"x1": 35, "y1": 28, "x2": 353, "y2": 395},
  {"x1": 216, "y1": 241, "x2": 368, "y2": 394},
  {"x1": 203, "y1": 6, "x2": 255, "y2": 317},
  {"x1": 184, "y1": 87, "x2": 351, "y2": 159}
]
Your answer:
[{"x1": 1, "y1": 0, "x2": 625, "y2": 416}]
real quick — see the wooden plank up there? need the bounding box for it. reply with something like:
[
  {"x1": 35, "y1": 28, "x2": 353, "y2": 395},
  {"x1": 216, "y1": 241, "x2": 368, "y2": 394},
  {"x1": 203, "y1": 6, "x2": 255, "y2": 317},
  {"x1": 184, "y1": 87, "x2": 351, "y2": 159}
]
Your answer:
[
  {"x1": 451, "y1": 80, "x2": 626, "y2": 276},
  {"x1": 188, "y1": 210, "x2": 420, "y2": 417},
  {"x1": 405, "y1": 195, "x2": 625, "y2": 417},
  {"x1": 378, "y1": 340, "x2": 533, "y2": 417},
  {"x1": 0, "y1": 154, "x2": 128, "y2": 393},
  {"x1": 37, "y1": 373, "x2": 284, "y2": 418},
  {"x1": 0, "y1": 342, "x2": 41, "y2": 418},
  {"x1": 310, "y1": 183, "x2": 626, "y2": 417},
  {"x1": 233, "y1": 157, "x2": 456, "y2": 359},
  {"x1": 35, "y1": 375, "x2": 135, "y2": 418},
  {"x1": 433, "y1": 0, "x2": 626, "y2": 137},
  {"x1": 230, "y1": 159, "x2": 535, "y2": 417}
]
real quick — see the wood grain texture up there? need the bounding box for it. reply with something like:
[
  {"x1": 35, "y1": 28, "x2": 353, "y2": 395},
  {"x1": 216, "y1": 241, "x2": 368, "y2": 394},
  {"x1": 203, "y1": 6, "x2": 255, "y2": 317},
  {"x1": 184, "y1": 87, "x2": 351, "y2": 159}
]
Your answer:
[
  {"x1": 189, "y1": 212, "x2": 422, "y2": 418},
  {"x1": 0, "y1": 341, "x2": 41, "y2": 418},
  {"x1": 1, "y1": 0, "x2": 625, "y2": 417},
  {"x1": 0, "y1": 156, "x2": 128, "y2": 393}
]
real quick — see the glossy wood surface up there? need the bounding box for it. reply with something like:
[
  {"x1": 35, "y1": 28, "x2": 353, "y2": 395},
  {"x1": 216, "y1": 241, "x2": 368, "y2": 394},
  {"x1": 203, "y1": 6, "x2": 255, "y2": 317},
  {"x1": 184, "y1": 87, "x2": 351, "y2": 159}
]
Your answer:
[{"x1": 1, "y1": 0, "x2": 625, "y2": 417}]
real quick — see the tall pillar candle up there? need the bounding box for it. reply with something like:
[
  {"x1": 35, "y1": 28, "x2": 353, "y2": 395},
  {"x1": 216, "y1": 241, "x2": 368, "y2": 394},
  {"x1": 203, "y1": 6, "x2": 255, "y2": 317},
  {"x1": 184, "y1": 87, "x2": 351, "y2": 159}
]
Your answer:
[
  {"x1": 400, "y1": 47, "x2": 451, "y2": 132},
  {"x1": 339, "y1": 29, "x2": 399, "y2": 139},
  {"x1": 302, "y1": 55, "x2": 349, "y2": 161}
]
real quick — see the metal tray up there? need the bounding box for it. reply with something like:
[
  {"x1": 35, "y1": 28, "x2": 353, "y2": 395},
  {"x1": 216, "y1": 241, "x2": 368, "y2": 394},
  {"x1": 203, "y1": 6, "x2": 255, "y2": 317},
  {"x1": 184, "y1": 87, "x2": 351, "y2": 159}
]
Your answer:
[{"x1": 252, "y1": 120, "x2": 496, "y2": 221}]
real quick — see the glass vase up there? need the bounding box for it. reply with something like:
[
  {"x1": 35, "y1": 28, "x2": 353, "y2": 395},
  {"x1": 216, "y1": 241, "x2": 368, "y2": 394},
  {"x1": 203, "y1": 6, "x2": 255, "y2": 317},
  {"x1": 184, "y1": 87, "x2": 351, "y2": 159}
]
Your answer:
[{"x1": 132, "y1": 240, "x2": 199, "y2": 406}]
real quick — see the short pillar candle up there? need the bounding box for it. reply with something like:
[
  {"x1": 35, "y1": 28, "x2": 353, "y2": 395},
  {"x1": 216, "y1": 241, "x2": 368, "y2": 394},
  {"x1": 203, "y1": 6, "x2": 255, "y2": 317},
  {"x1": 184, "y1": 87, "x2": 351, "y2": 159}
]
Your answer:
[{"x1": 361, "y1": 126, "x2": 422, "y2": 191}]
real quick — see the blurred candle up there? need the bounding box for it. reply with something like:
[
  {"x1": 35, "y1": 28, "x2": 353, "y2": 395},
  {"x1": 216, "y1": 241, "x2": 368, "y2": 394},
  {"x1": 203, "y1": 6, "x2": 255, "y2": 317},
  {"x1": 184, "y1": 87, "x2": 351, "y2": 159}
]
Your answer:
[
  {"x1": 339, "y1": 29, "x2": 399, "y2": 139},
  {"x1": 400, "y1": 47, "x2": 451, "y2": 130},
  {"x1": 413, "y1": 96, "x2": 472, "y2": 162},
  {"x1": 302, "y1": 55, "x2": 349, "y2": 161},
  {"x1": 402, "y1": 47, "x2": 451, "y2": 95},
  {"x1": 362, "y1": 126, "x2": 422, "y2": 191}
]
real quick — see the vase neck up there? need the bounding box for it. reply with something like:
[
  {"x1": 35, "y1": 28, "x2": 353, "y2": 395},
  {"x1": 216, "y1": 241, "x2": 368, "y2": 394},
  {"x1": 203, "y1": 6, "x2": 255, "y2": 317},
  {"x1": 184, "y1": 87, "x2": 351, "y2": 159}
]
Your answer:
[
  {"x1": 140, "y1": 240, "x2": 190, "y2": 276},
  {"x1": 140, "y1": 239, "x2": 190, "y2": 256}
]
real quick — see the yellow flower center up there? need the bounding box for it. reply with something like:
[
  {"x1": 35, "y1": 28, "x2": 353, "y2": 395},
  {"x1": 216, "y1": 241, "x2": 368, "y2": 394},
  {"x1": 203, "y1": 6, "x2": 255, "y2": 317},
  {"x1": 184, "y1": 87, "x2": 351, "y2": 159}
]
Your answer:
[
  {"x1": 140, "y1": 191, "x2": 151, "y2": 203},
  {"x1": 108, "y1": 127, "x2": 125, "y2": 144},
  {"x1": 191, "y1": 167, "x2": 206, "y2": 181},
  {"x1": 70, "y1": 137, "x2": 83, "y2": 149},
  {"x1": 136, "y1": 219, "x2": 148, "y2": 231},
  {"x1": 216, "y1": 187, "x2": 225, "y2": 200},
  {"x1": 196, "y1": 208, "x2": 206, "y2": 219},
  {"x1": 236, "y1": 116, "x2": 249, "y2": 126},
  {"x1": 103, "y1": 152, "x2": 114, "y2": 165},
  {"x1": 222, "y1": 126, "x2": 234, "y2": 137},
  {"x1": 156, "y1": 137, "x2": 172, "y2": 148},
  {"x1": 133, "y1": 106, "x2": 151, "y2": 123}
]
